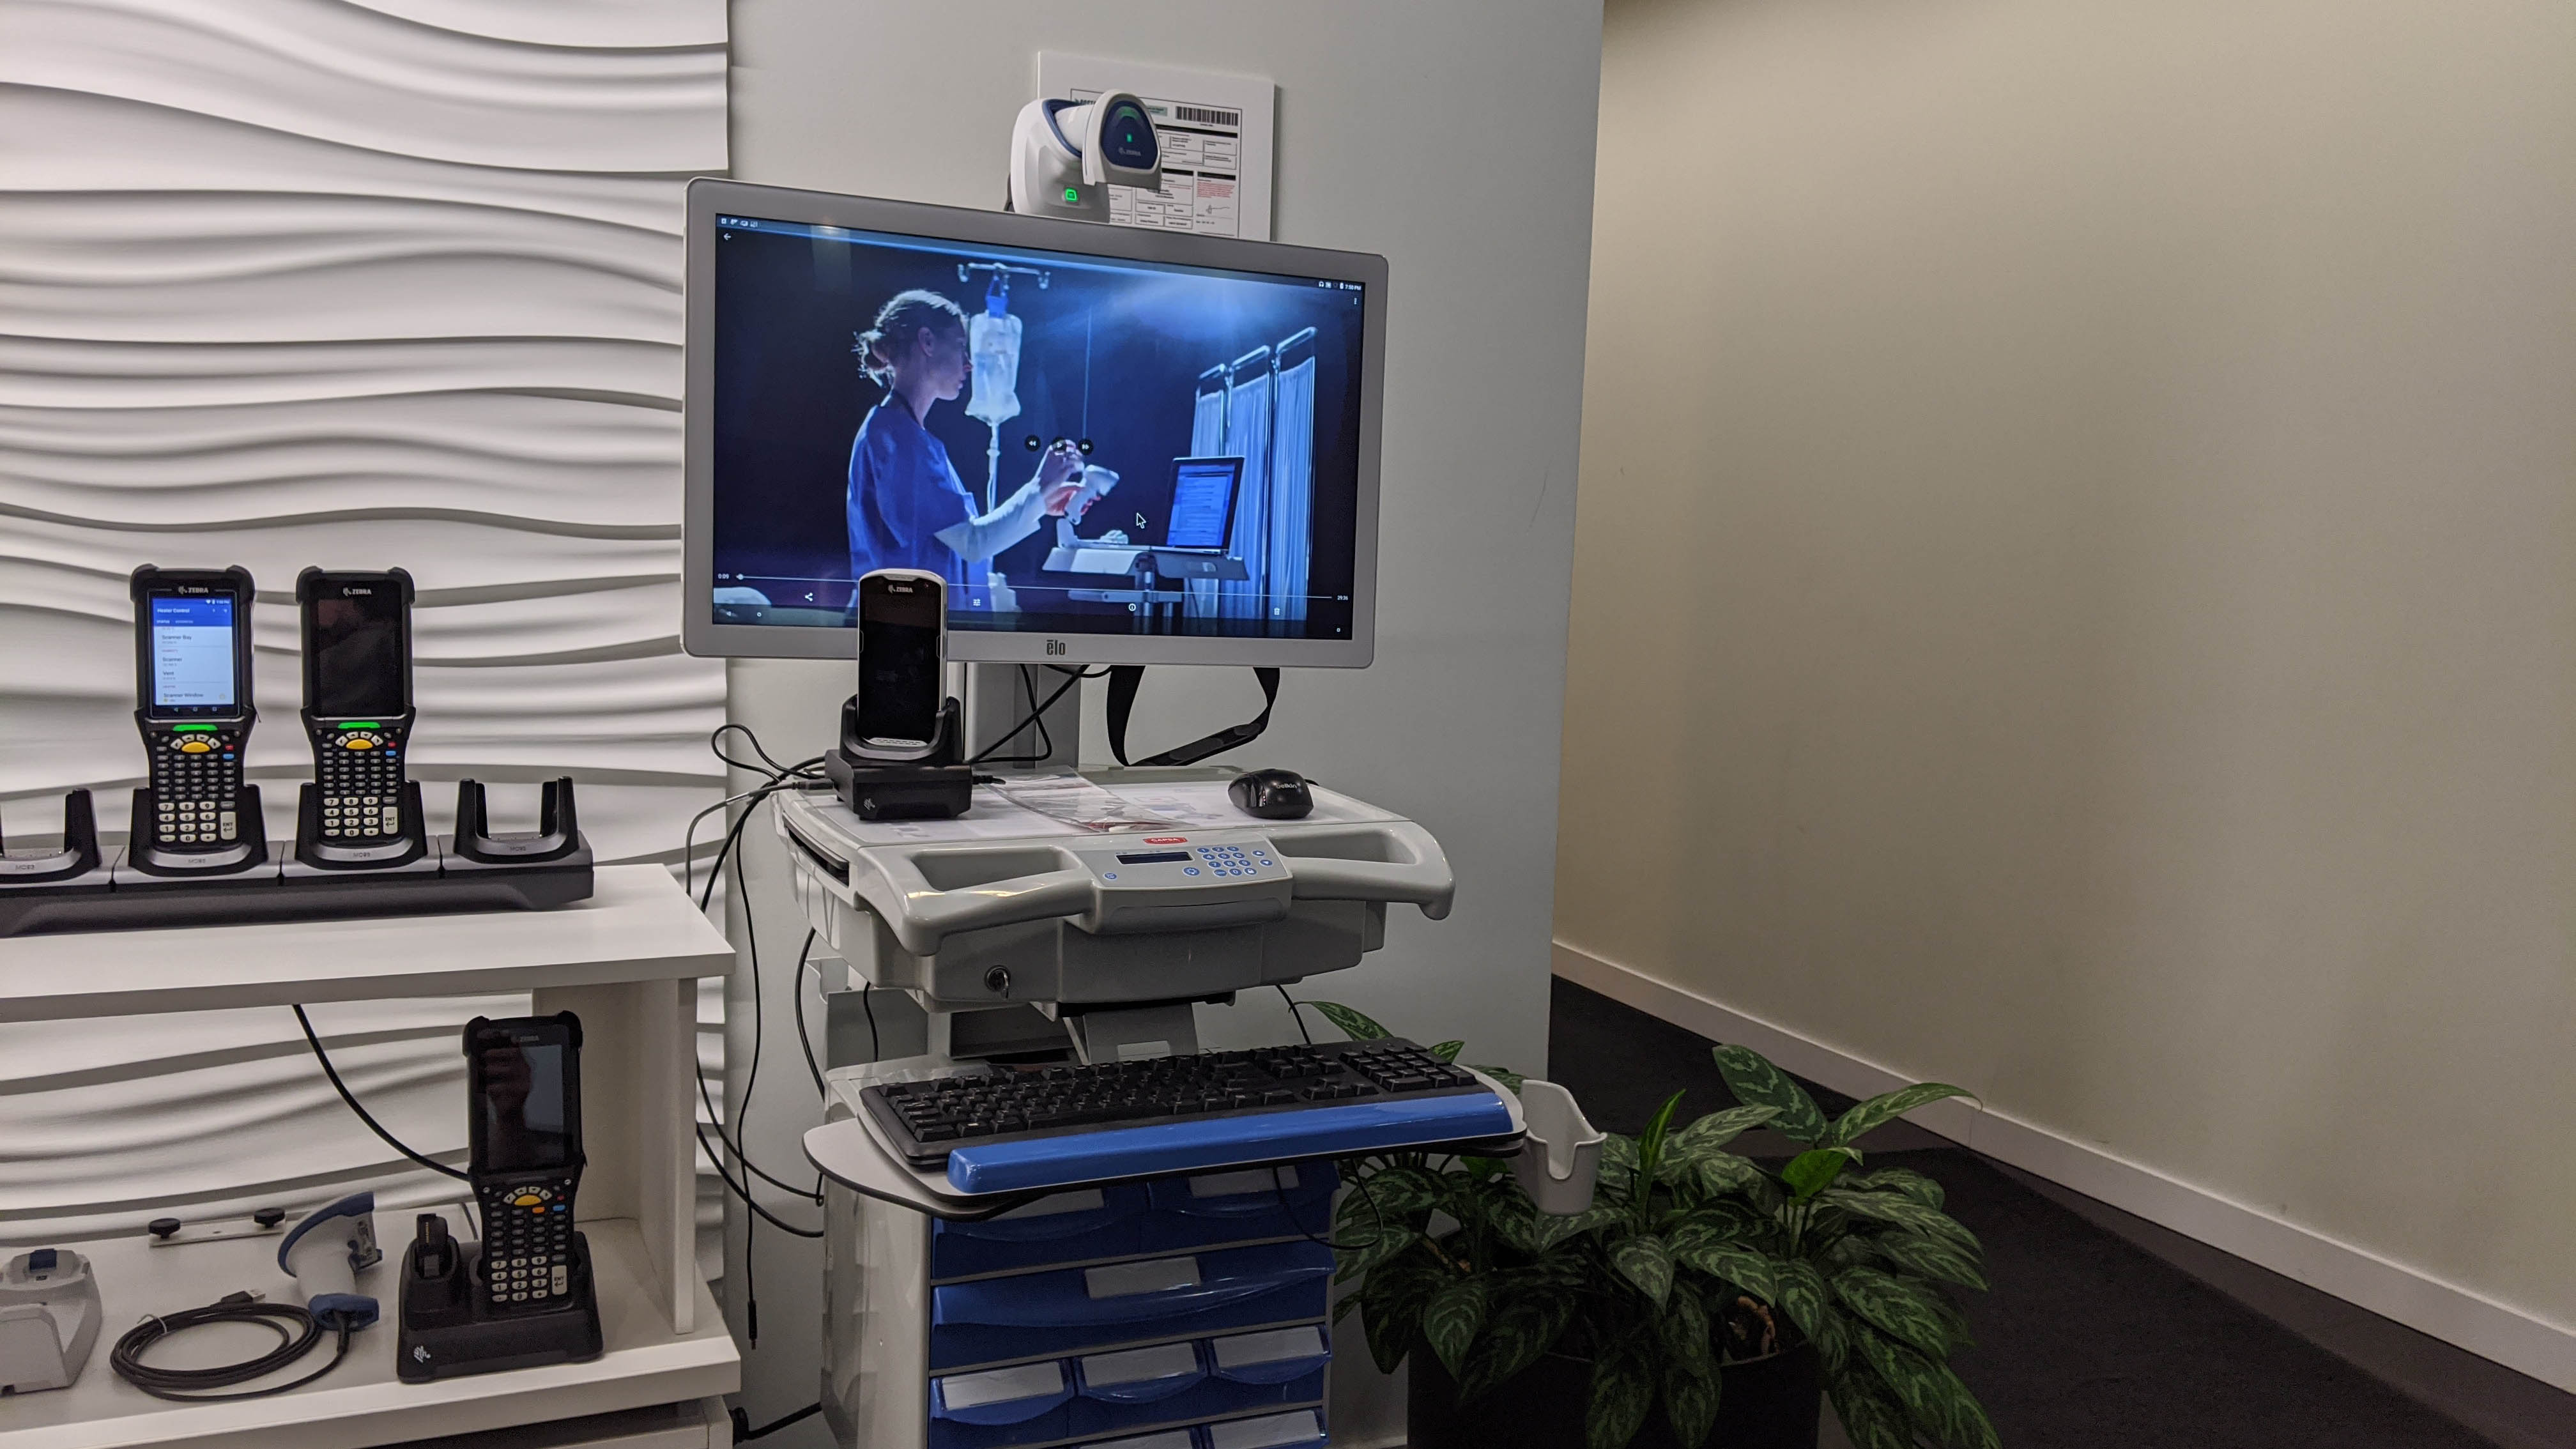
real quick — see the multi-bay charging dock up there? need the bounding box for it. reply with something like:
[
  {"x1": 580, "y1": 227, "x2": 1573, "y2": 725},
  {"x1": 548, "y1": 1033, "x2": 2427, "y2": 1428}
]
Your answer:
[{"x1": 0, "y1": 778, "x2": 594, "y2": 938}]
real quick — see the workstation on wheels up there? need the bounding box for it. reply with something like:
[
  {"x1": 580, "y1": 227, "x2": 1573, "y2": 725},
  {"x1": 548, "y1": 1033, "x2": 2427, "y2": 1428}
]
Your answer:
[{"x1": 0, "y1": 57, "x2": 1590, "y2": 1449}]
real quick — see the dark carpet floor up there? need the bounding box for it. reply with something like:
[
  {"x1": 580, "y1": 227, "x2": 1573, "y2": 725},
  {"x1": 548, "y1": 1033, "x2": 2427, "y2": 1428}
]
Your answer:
[{"x1": 1545, "y1": 977, "x2": 2500, "y2": 1449}]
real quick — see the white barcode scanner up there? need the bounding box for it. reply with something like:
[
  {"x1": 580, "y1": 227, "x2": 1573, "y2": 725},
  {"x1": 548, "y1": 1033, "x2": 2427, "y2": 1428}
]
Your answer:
[
  {"x1": 279, "y1": 1192, "x2": 383, "y2": 1330},
  {"x1": 1009, "y1": 90, "x2": 1162, "y2": 223}
]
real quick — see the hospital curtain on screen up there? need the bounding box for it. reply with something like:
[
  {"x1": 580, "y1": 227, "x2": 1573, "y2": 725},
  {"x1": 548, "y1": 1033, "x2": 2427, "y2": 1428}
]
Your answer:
[
  {"x1": 1268, "y1": 352, "x2": 1317, "y2": 624},
  {"x1": 1188, "y1": 383, "x2": 1229, "y2": 615},
  {"x1": 1219, "y1": 369, "x2": 1274, "y2": 620}
]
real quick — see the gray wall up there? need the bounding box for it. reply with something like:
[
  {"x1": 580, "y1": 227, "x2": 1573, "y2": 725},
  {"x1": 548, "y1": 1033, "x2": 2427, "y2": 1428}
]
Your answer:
[
  {"x1": 718, "y1": 4, "x2": 1604, "y2": 1444},
  {"x1": 1559, "y1": 0, "x2": 2576, "y2": 1390}
]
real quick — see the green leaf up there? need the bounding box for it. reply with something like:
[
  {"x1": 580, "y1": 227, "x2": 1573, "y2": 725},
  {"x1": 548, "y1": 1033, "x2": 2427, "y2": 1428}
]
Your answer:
[
  {"x1": 1673, "y1": 1239, "x2": 1778, "y2": 1303},
  {"x1": 1358, "y1": 1246, "x2": 1446, "y2": 1374},
  {"x1": 1848, "y1": 1166, "x2": 1945, "y2": 1209},
  {"x1": 1816, "y1": 1187, "x2": 1979, "y2": 1251},
  {"x1": 1853, "y1": 1326, "x2": 1992, "y2": 1446},
  {"x1": 1595, "y1": 1133, "x2": 1641, "y2": 1193},
  {"x1": 1828, "y1": 1375, "x2": 1913, "y2": 1449},
  {"x1": 1307, "y1": 1000, "x2": 1393, "y2": 1042},
  {"x1": 1661, "y1": 1363, "x2": 1719, "y2": 1449},
  {"x1": 1611, "y1": 1234, "x2": 1676, "y2": 1308},
  {"x1": 1534, "y1": 1201, "x2": 1623, "y2": 1252},
  {"x1": 1457, "y1": 1272, "x2": 1579, "y2": 1402},
  {"x1": 1586, "y1": 1331, "x2": 1656, "y2": 1449},
  {"x1": 1658, "y1": 1289, "x2": 1716, "y2": 1383},
  {"x1": 1688, "y1": 1151, "x2": 1768, "y2": 1199},
  {"x1": 1635, "y1": 1091, "x2": 1688, "y2": 1182},
  {"x1": 1423, "y1": 1276, "x2": 1489, "y2": 1377},
  {"x1": 1781, "y1": 1146, "x2": 1860, "y2": 1201},
  {"x1": 1824, "y1": 1082, "x2": 1977, "y2": 1148},
  {"x1": 1669, "y1": 1103, "x2": 1781, "y2": 1151},
  {"x1": 1671, "y1": 1199, "x2": 1774, "y2": 1247},
  {"x1": 1871, "y1": 1228, "x2": 1989, "y2": 1292},
  {"x1": 1835, "y1": 1265, "x2": 1954, "y2": 1362},
  {"x1": 1710, "y1": 1044, "x2": 1828, "y2": 1144},
  {"x1": 1352, "y1": 1165, "x2": 1446, "y2": 1224},
  {"x1": 1427, "y1": 1039, "x2": 1465, "y2": 1062},
  {"x1": 1466, "y1": 1062, "x2": 1526, "y2": 1095},
  {"x1": 1333, "y1": 1289, "x2": 1363, "y2": 1324},
  {"x1": 1768, "y1": 1258, "x2": 1832, "y2": 1347}
]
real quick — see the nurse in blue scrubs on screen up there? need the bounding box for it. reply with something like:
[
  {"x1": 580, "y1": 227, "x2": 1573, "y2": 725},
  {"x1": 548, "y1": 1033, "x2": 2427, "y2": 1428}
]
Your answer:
[{"x1": 847, "y1": 289, "x2": 1083, "y2": 594}]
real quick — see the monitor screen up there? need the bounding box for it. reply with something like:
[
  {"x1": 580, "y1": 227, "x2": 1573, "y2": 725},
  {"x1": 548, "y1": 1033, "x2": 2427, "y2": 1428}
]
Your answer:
[
  {"x1": 148, "y1": 595, "x2": 236, "y2": 711},
  {"x1": 1163, "y1": 457, "x2": 1243, "y2": 549},
  {"x1": 685, "y1": 182, "x2": 1384, "y2": 667}
]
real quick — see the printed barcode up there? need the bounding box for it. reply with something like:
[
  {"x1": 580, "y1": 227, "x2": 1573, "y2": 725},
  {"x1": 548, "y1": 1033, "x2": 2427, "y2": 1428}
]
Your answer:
[{"x1": 1172, "y1": 104, "x2": 1239, "y2": 127}]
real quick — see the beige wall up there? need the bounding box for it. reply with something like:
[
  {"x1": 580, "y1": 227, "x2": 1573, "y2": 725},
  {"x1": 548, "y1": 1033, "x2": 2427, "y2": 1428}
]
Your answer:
[{"x1": 1559, "y1": 0, "x2": 2576, "y2": 1363}]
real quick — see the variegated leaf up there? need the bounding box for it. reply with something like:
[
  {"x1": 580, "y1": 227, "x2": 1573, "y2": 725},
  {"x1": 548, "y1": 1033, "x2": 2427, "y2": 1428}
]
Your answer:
[
  {"x1": 1710, "y1": 1044, "x2": 1828, "y2": 1143},
  {"x1": 1534, "y1": 1202, "x2": 1624, "y2": 1252},
  {"x1": 1848, "y1": 1166, "x2": 1945, "y2": 1209},
  {"x1": 1307, "y1": 1000, "x2": 1393, "y2": 1042},
  {"x1": 1823, "y1": 1082, "x2": 1977, "y2": 1148},
  {"x1": 1669, "y1": 1103, "x2": 1781, "y2": 1151},
  {"x1": 1834, "y1": 1265, "x2": 1953, "y2": 1361},
  {"x1": 1872, "y1": 1228, "x2": 1989, "y2": 1291},
  {"x1": 1673, "y1": 1240, "x2": 1779, "y2": 1302},
  {"x1": 1457, "y1": 1275, "x2": 1579, "y2": 1402},
  {"x1": 1587, "y1": 1332, "x2": 1656, "y2": 1449},
  {"x1": 1817, "y1": 1188, "x2": 1979, "y2": 1251},
  {"x1": 1830, "y1": 1376, "x2": 1913, "y2": 1449},
  {"x1": 1428, "y1": 1039, "x2": 1466, "y2": 1062},
  {"x1": 1770, "y1": 1258, "x2": 1833, "y2": 1347},
  {"x1": 1611, "y1": 1234, "x2": 1676, "y2": 1308},
  {"x1": 1423, "y1": 1276, "x2": 1489, "y2": 1376}
]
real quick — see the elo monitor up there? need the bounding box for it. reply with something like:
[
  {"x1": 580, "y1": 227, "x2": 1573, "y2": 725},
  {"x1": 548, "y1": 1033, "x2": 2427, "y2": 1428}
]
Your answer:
[{"x1": 682, "y1": 178, "x2": 1384, "y2": 666}]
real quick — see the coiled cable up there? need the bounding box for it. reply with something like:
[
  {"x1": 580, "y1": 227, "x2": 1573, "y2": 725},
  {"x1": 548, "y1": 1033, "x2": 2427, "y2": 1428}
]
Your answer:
[{"x1": 110, "y1": 1291, "x2": 353, "y2": 1401}]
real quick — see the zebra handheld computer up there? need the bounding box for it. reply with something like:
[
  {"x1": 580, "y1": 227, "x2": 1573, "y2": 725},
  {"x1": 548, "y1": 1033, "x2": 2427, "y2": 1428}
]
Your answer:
[{"x1": 130, "y1": 565, "x2": 259, "y2": 871}]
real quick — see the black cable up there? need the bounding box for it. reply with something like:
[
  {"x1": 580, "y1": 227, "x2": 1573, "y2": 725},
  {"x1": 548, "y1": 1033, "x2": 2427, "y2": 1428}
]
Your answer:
[
  {"x1": 730, "y1": 837, "x2": 764, "y2": 1344},
  {"x1": 111, "y1": 1295, "x2": 353, "y2": 1401},
  {"x1": 732, "y1": 1402, "x2": 824, "y2": 1442},
  {"x1": 1270, "y1": 1163, "x2": 1392, "y2": 1254},
  {"x1": 292, "y1": 1005, "x2": 468, "y2": 1181},
  {"x1": 792, "y1": 928, "x2": 826, "y2": 1098},
  {"x1": 1276, "y1": 986, "x2": 1317, "y2": 1046},
  {"x1": 861, "y1": 977, "x2": 881, "y2": 1064},
  {"x1": 694, "y1": 1126, "x2": 824, "y2": 1238},
  {"x1": 966, "y1": 665, "x2": 1086, "y2": 766}
]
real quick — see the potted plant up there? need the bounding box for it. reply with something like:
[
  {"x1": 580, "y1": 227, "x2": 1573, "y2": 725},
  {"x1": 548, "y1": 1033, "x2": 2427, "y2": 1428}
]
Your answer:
[{"x1": 1303, "y1": 1002, "x2": 2000, "y2": 1449}]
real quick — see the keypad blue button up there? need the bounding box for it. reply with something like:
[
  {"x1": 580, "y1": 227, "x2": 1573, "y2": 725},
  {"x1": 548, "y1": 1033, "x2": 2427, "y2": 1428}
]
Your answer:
[
  {"x1": 1184, "y1": 866, "x2": 1199, "y2": 876},
  {"x1": 1103, "y1": 872, "x2": 1117, "y2": 880}
]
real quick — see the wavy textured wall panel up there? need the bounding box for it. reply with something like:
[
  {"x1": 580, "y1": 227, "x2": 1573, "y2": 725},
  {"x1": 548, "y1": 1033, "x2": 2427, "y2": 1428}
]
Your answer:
[{"x1": 0, "y1": 0, "x2": 730, "y2": 1257}]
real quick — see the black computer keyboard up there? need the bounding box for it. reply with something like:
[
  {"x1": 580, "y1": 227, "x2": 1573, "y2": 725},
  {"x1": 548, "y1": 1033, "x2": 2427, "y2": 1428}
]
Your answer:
[{"x1": 863, "y1": 1037, "x2": 1488, "y2": 1170}]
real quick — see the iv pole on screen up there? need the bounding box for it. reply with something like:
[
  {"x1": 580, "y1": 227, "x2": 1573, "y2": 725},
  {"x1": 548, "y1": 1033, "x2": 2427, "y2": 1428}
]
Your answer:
[{"x1": 958, "y1": 262, "x2": 1047, "y2": 509}]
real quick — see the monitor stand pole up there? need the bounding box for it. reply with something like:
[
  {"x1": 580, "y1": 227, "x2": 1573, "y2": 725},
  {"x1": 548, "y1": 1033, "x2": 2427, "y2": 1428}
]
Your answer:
[{"x1": 963, "y1": 662, "x2": 1082, "y2": 772}]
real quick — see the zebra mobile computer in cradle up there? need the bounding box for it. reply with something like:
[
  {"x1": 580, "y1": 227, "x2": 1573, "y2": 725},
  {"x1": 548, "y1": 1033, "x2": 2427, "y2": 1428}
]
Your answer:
[
  {"x1": 128, "y1": 565, "x2": 262, "y2": 873},
  {"x1": 297, "y1": 568, "x2": 420, "y2": 864},
  {"x1": 466, "y1": 1013, "x2": 584, "y2": 1314}
]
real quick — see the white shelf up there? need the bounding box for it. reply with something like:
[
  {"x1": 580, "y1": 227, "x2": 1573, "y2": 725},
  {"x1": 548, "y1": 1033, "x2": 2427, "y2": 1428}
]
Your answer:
[
  {"x1": 0, "y1": 1216, "x2": 738, "y2": 1449},
  {"x1": 0, "y1": 866, "x2": 732, "y2": 1023}
]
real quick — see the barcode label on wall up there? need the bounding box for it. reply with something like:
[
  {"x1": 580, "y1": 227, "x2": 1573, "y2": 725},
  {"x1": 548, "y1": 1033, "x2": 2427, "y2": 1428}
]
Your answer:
[{"x1": 1172, "y1": 104, "x2": 1239, "y2": 128}]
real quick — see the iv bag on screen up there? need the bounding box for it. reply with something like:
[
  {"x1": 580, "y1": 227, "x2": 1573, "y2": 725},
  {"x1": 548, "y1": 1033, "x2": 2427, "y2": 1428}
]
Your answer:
[{"x1": 967, "y1": 311, "x2": 1023, "y2": 425}]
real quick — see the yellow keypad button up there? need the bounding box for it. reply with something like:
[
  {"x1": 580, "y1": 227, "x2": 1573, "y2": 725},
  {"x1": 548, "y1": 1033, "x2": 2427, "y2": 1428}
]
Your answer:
[
  {"x1": 345, "y1": 738, "x2": 376, "y2": 749},
  {"x1": 178, "y1": 740, "x2": 213, "y2": 753},
  {"x1": 511, "y1": 1193, "x2": 542, "y2": 1208}
]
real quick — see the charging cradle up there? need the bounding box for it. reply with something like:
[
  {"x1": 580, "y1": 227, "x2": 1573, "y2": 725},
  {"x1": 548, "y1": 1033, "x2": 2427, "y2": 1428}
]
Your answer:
[
  {"x1": 825, "y1": 696, "x2": 972, "y2": 821},
  {"x1": 396, "y1": 1215, "x2": 602, "y2": 1383},
  {"x1": 0, "y1": 781, "x2": 594, "y2": 937}
]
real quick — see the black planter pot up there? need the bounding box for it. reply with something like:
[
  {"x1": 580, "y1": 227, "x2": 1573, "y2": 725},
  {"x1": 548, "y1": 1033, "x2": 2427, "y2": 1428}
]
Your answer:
[{"x1": 1409, "y1": 1342, "x2": 1822, "y2": 1449}]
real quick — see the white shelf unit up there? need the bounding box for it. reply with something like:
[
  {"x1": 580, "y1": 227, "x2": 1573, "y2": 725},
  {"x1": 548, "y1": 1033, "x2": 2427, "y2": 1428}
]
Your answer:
[{"x1": 0, "y1": 866, "x2": 742, "y2": 1449}]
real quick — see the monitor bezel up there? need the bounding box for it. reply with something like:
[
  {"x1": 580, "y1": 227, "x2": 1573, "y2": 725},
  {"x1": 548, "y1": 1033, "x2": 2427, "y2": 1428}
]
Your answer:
[{"x1": 683, "y1": 177, "x2": 1385, "y2": 668}]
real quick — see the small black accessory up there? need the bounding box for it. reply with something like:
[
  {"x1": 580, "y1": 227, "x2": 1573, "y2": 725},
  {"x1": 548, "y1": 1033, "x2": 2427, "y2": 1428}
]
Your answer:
[{"x1": 1229, "y1": 767, "x2": 1315, "y2": 820}]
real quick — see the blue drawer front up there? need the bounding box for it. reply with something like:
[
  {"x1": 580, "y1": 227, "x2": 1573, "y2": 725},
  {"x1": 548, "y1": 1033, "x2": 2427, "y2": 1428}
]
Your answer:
[
  {"x1": 1140, "y1": 1163, "x2": 1337, "y2": 1251},
  {"x1": 1067, "y1": 1370, "x2": 1326, "y2": 1440},
  {"x1": 930, "y1": 1241, "x2": 1333, "y2": 1369},
  {"x1": 933, "y1": 1184, "x2": 1154, "y2": 1280},
  {"x1": 947, "y1": 1093, "x2": 1515, "y2": 1194}
]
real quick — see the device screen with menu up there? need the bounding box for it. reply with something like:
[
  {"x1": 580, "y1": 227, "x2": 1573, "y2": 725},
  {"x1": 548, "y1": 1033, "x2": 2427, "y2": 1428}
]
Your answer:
[
  {"x1": 299, "y1": 569, "x2": 415, "y2": 845},
  {"x1": 466, "y1": 1014, "x2": 583, "y2": 1310},
  {"x1": 686, "y1": 181, "x2": 1385, "y2": 667},
  {"x1": 131, "y1": 567, "x2": 257, "y2": 855}
]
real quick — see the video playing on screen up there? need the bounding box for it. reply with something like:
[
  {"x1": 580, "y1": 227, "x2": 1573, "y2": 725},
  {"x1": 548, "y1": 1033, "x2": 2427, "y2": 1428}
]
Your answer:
[{"x1": 707, "y1": 216, "x2": 1366, "y2": 642}]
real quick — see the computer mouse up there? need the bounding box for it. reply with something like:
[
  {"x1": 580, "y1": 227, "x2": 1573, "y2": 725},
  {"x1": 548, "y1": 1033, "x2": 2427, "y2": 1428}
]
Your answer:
[{"x1": 1229, "y1": 768, "x2": 1314, "y2": 820}]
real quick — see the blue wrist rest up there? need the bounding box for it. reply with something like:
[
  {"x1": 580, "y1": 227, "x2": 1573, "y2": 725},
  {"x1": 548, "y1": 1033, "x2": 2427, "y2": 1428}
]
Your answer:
[{"x1": 945, "y1": 1091, "x2": 1517, "y2": 1194}]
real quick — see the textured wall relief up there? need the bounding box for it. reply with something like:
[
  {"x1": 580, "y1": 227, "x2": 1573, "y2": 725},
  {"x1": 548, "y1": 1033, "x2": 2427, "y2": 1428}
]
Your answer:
[{"x1": 0, "y1": 0, "x2": 730, "y2": 1255}]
